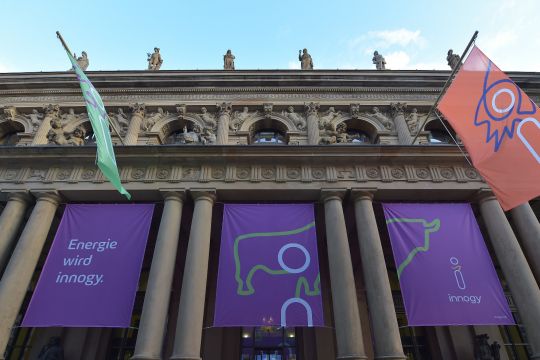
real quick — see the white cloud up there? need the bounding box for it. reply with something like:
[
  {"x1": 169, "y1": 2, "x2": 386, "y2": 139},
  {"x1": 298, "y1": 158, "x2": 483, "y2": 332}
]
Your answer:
[
  {"x1": 368, "y1": 29, "x2": 425, "y2": 48},
  {"x1": 0, "y1": 62, "x2": 11, "y2": 73},
  {"x1": 475, "y1": 0, "x2": 540, "y2": 71},
  {"x1": 288, "y1": 61, "x2": 300, "y2": 70},
  {"x1": 385, "y1": 51, "x2": 411, "y2": 69}
]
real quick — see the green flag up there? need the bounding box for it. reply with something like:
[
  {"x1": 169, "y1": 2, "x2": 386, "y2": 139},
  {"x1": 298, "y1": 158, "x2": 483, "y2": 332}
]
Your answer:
[{"x1": 62, "y1": 49, "x2": 131, "y2": 200}]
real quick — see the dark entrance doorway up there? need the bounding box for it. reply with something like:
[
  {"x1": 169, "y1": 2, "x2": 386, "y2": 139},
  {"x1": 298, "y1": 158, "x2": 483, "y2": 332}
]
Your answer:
[
  {"x1": 254, "y1": 348, "x2": 283, "y2": 360},
  {"x1": 241, "y1": 327, "x2": 298, "y2": 360}
]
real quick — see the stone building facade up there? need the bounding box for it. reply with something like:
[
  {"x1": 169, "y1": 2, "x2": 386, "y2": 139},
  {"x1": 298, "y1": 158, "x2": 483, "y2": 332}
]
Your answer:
[{"x1": 0, "y1": 69, "x2": 539, "y2": 360}]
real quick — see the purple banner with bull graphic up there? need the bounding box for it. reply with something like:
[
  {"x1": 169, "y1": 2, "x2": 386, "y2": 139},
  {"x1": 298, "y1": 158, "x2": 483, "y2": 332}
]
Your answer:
[
  {"x1": 383, "y1": 203, "x2": 513, "y2": 326},
  {"x1": 22, "y1": 204, "x2": 154, "y2": 327},
  {"x1": 214, "y1": 204, "x2": 323, "y2": 327}
]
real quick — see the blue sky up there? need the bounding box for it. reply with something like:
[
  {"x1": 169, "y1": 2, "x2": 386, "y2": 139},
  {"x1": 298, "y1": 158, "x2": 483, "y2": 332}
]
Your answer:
[{"x1": 0, "y1": 0, "x2": 538, "y2": 72}]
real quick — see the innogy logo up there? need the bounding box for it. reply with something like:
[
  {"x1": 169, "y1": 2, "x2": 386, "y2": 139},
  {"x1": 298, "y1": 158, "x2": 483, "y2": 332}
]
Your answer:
[
  {"x1": 450, "y1": 257, "x2": 466, "y2": 290},
  {"x1": 474, "y1": 61, "x2": 540, "y2": 163}
]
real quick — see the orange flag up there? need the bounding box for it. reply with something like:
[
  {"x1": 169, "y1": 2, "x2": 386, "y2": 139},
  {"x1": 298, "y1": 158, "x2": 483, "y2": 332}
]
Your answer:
[{"x1": 438, "y1": 46, "x2": 540, "y2": 210}]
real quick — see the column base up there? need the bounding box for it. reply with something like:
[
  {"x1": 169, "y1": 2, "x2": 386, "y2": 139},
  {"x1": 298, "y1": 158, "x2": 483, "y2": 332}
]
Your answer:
[
  {"x1": 169, "y1": 356, "x2": 201, "y2": 360},
  {"x1": 337, "y1": 355, "x2": 368, "y2": 360},
  {"x1": 375, "y1": 356, "x2": 407, "y2": 360},
  {"x1": 131, "y1": 355, "x2": 161, "y2": 360}
]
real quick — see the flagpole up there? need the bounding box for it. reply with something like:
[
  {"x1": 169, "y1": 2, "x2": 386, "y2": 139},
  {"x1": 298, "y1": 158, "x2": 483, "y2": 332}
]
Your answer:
[
  {"x1": 56, "y1": 31, "x2": 127, "y2": 146},
  {"x1": 411, "y1": 30, "x2": 479, "y2": 145}
]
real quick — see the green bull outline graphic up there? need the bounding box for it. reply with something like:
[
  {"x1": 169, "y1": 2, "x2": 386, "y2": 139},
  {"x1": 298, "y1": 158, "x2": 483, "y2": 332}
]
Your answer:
[{"x1": 386, "y1": 217, "x2": 441, "y2": 279}]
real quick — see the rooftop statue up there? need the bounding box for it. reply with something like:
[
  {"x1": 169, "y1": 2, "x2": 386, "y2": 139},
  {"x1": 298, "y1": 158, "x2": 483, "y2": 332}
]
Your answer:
[
  {"x1": 372, "y1": 51, "x2": 386, "y2": 70},
  {"x1": 224, "y1": 49, "x2": 235, "y2": 70},
  {"x1": 147, "y1": 47, "x2": 163, "y2": 71},
  {"x1": 298, "y1": 48, "x2": 313, "y2": 70},
  {"x1": 75, "y1": 51, "x2": 89, "y2": 71},
  {"x1": 447, "y1": 49, "x2": 461, "y2": 70}
]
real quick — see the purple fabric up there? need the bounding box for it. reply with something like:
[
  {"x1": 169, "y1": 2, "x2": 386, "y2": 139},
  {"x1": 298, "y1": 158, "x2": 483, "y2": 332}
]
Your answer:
[
  {"x1": 214, "y1": 204, "x2": 323, "y2": 327},
  {"x1": 22, "y1": 204, "x2": 154, "y2": 327},
  {"x1": 383, "y1": 203, "x2": 514, "y2": 326}
]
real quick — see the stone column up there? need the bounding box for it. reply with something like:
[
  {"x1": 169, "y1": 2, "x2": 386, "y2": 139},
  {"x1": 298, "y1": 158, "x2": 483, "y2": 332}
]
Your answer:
[
  {"x1": 305, "y1": 102, "x2": 320, "y2": 145},
  {"x1": 390, "y1": 102, "x2": 412, "y2": 145},
  {"x1": 321, "y1": 190, "x2": 367, "y2": 360},
  {"x1": 32, "y1": 104, "x2": 60, "y2": 145},
  {"x1": 511, "y1": 203, "x2": 540, "y2": 283},
  {"x1": 124, "y1": 103, "x2": 146, "y2": 145},
  {"x1": 0, "y1": 192, "x2": 61, "y2": 357},
  {"x1": 133, "y1": 191, "x2": 185, "y2": 360},
  {"x1": 215, "y1": 102, "x2": 232, "y2": 145},
  {"x1": 0, "y1": 192, "x2": 31, "y2": 274},
  {"x1": 352, "y1": 190, "x2": 406, "y2": 360},
  {"x1": 170, "y1": 190, "x2": 215, "y2": 360},
  {"x1": 478, "y1": 192, "x2": 540, "y2": 359}
]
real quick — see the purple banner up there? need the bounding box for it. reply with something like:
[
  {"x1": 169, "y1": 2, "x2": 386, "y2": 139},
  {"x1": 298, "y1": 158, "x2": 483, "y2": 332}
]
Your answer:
[
  {"x1": 22, "y1": 204, "x2": 154, "y2": 327},
  {"x1": 383, "y1": 203, "x2": 513, "y2": 326},
  {"x1": 214, "y1": 204, "x2": 323, "y2": 327}
]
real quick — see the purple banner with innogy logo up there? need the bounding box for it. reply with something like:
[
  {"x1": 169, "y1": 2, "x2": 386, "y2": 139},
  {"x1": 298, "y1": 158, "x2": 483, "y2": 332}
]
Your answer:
[
  {"x1": 22, "y1": 204, "x2": 154, "y2": 327},
  {"x1": 214, "y1": 204, "x2": 323, "y2": 327},
  {"x1": 383, "y1": 203, "x2": 513, "y2": 326}
]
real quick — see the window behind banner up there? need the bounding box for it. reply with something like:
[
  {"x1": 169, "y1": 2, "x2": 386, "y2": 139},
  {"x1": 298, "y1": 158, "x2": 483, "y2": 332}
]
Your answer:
[
  {"x1": 425, "y1": 119, "x2": 457, "y2": 144},
  {"x1": 241, "y1": 327, "x2": 298, "y2": 360}
]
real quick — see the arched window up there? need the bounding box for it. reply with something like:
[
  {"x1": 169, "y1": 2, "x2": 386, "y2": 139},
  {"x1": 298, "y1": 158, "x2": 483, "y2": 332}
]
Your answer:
[
  {"x1": 0, "y1": 121, "x2": 24, "y2": 146},
  {"x1": 336, "y1": 119, "x2": 377, "y2": 144},
  {"x1": 250, "y1": 119, "x2": 288, "y2": 145},
  {"x1": 84, "y1": 130, "x2": 96, "y2": 146},
  {"x1": 253, "y1": 130, "x2": 286, "y2": 144},
  {"x1": 0, "y1": 132, "x2": 19, "y2": 146},
  {"x1": 425, "y1": 120, "x2": 457, "y2": 144}
]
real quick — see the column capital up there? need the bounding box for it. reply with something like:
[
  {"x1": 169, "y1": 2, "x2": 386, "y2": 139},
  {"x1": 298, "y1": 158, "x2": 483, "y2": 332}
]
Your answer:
[
  {"x1": 216, "y1": 102, "x2": 232, "y2": 116},
  {"x1": 4, "y1": 191, "x2": 32, "y2": 204},
  {"x1": 320, "y1": 189, "x2": 347, "y2": 203},
  {"x1": 390, "y1": 102, "x2": 407, "y2": 117},
  {"x1": 351, "y1": 188, "x2": 377, "y2": 202},
  {"x1": 304, "y1": 102, "x2": 320, "y2": 116},
  {"x1": 159, "y1": 189, "x2": 186, "y2": 202},
  {"x1": 130, "y1": 103, "x2": 146, "y2": 117},
  {"x1": 190, "y1": 189, "x2": 216, "y2": 203},
  {"x1": 31, "y1": 190, "x2": 62, "y2": 206},
  {"x1": 474, "y1": 188, "x2": 497, "y2": 205}
]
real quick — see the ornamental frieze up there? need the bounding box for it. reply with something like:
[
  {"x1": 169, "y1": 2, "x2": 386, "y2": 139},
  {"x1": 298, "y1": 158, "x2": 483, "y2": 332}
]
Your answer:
[{"x1": 0, "y1": 163, "x2": 483, "y2": 185}]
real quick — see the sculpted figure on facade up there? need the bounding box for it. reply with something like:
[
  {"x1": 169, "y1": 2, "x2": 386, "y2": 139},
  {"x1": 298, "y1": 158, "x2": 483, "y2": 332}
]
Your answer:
[
  {"x1": 350, "y1": 103, "x2": 361, "y2": 119},
  {"x1": 61, "y1": 108, "x2": 81, "y2": 125},
  {"x1": 108, "y1": 108, "x2": 129, "y2": 135},
  {"x1": 282, "y1": 106, "x2": 306, "y2": 130},
  {"x1": 176, "y1": 125, "x2": 200, "y2": 144},
  {"x1": 142, "y1": 107, "x2": 166, "y2": 132},
  {"x1": 447, "y1": 49, "x2": 461, "y2": 70},
  {"x1": 199, "y1": 107, "x2": 217, "y2": 128},
  {"x1": 28, "y1": 109, "x2": 43, "y2": 132},
  {"x1": 223, "y1": 50, "x2": 235, "y2": 70},
  {"x1": 68, "y1": 126, "x2": 86, "y2": 146},
  {"x1": 335, "y1": 122, "x2": 349, "y2": 143},
  {"x1": 319, "y1": 107, "x2": 340, "y2": 130},
  {"x1": 407, "y1": 108, "x2": 419, "y2": 133},
  {"x1": 230, "y1": 106, "x2": 258, "y2": 131},
  {"x1": 372, "y1": 51, "x2": 386, "y2": 70},
  {"x1": 263, "y1": 103, "x2": 273, "y2": 118},
  {"x1": 75, "y1": 51, "x2": 89, "y2": 71},
  {"x1": 2, "y1": 106, "x2": 17, "y2": 121},
  {"x1": 371, "y1": 107, "x2": 393, "y2": 130},
  {"x1": 200, "y1": 127, "x2": 217, "y2": 144},
  {"x1": 176, "y1": 104, "x2": 187, "y2": 119},
  {"x1": 147, "y1": 48, "x2": 163, "y2": 70},
  {"x1": 298, "y1": 48, "x2": 313, "y2": 70},
  {"x1": 47, "y1": 117, "x2": 69, "y2": 145}
]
